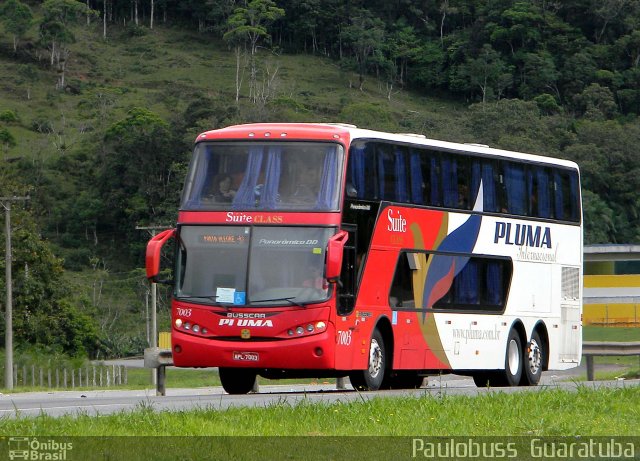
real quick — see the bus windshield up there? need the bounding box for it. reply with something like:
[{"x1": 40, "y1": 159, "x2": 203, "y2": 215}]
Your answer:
[
  {"x1": 181, "y1": 142, "x2": 344, "y2": 211},
  {"x1": 176, "y1": 225, "x2": 334, "y2": 307}
]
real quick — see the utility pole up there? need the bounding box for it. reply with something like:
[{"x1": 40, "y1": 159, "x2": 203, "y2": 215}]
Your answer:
[
  {"x1": 1, "y1": 196, "x2": 29, "y2": 390},
  {"x1": 136, "y1": 225, "x2": 170, "y2": 386}
]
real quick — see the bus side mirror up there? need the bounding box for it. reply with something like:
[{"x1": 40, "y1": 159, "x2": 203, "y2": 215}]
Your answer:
[
  {"x1": 146, "y1": 229, "x2": 175, "y2": 283},
  {"x1": 326, "y1": 230, "x2": 348, "y2": 282}
]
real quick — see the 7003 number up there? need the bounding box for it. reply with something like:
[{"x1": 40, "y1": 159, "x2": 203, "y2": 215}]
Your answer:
[
  {"x1": 337, "y1": 330, "x2": 352, "y2": 346},
  {"x1": 176, "y1": 308, "x2": 192, "y2": 317}
]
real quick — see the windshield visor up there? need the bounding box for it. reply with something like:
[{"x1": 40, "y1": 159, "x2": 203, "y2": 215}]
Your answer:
[
  {"x1": 176, "y1": 226, "x2": 335, "y2": 306},
  {"x1": 181, "y1": 142, "x2": 344, "y2": 211}
]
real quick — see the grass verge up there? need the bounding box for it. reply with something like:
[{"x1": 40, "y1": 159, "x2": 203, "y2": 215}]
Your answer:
[{"x1": 1, "y1": 386, "x2": 638, "y2": 436}]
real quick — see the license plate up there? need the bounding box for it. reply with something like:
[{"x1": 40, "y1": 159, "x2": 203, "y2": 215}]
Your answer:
[{"x1": 233, "y1": 351, "x2": 259, "y2": 362}]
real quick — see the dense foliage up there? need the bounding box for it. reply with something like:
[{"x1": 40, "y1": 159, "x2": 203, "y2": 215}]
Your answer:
[{"x1": 0, "y1": 0, "x2": 639, "y2": 357}]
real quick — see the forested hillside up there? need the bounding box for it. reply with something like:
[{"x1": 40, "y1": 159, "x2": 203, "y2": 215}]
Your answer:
[{"x1": 0, "y1": 0, "x2": 639, "y2": 359}]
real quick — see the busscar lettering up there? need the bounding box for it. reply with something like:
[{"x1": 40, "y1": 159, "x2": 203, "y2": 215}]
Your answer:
[
  {"x1": 494, "y1": 222, "x2": 551, "y2": 248},
  {"x1": 219, "y1": 319, "x2": 274, "y2": 327}
]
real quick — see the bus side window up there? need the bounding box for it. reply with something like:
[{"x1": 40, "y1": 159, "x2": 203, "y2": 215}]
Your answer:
[
  {"x1": 503, "y1": 161, "x2": 527, "y2": 216},
  {"x1": 376, "y1": 145, "x2": 394, "y2": 201},
  {"x1": 389, "y1": 252, "x2": 415, "y2": 308},
  {"x1": 553, "y1": 169, "x2": 580, "y2": 222},
  {"x1": 456, "y1": 155, "x2": 471, "y2": 210},
  {"x1": 471, "y1": 160, "x2": 499, "y2": 212},
  {"x1": 409, "y1": 149, "x2": 424, "y2": 205},
  {"x1": 441, "y1": 156, "x2": 458, "y2": 208},
  {"x1": 530, "y1": 166, "x2": 552, "y2": 218},
  {"x1": 430, "y1": 256, "x2": 511, "y2": 312}
]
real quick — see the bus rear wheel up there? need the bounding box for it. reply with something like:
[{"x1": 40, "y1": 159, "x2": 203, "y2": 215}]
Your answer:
[
  {"x1": 349, "y1": 329, "x2": 387, "y2": 391},
  {"x1": 219, "y1": 367, "x2": 257, "y2": 395},
  {"x1": 499, "y1": 329, "x2": 524, "y2": 386},
  {"x1": 521, "y1": 330, "x2": 543, "y2": 386}
]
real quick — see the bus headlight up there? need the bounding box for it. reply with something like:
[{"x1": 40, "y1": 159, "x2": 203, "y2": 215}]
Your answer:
[{"x1": 175, "y1": 319, "x2": 183, "y2": 328}]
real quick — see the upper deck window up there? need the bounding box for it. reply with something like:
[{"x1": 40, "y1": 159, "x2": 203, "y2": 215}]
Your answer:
[
  {"x1": 182, "y1": 142, "x2": 344, "y2": 212},
  {"x1": 346, "y1": 140, "x2": 580, "y2": 223}
]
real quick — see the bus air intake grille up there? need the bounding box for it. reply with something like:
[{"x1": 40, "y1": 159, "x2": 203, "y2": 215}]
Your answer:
[{"x1": 561, "y1": 266, "x2": 580, "y2": 300}]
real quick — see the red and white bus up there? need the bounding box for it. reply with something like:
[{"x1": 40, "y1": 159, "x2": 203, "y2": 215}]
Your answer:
[{"x1": 146, "y1": 123, "x2": 582, "y2": 394}]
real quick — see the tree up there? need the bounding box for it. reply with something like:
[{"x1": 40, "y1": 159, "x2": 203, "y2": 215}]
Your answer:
[
  {"x1": 485, "y1": 1, "x2": 544, "y2": 56},
  {"x1": 0, "y1": 0, "x2": 33, "y2": 53},
  {"x1": 17, "y1": 64, "x2": 38, "y2": 100},
  {"x1": 564, "y1": 120, "x2": 640, "y2": 242},
  {"x1": 340, "y1": 9, "x2": 386, "y2": 91},
  {"x1": 0, "y1": 204, "x2": 101, "y2": 356},
  {"x1": 520, "y1": 51, "x2": 560, "y2": 100},
  {"x1": 573, "y1": 83, "x2": 618, "y2": 119},
  {"x1": 100, "y1": 108, "x2": 183, "y2": 258},
  {"x1": 581, "y1": 190, "x2": 616, "y2": 243},
  {"x1": 224, "y1": 0, "x2": 284, "y2": 103},
  {"x1": 387, "y1": 20, "x2": 421, "y2": 87},
  {"x1": 594, "y1": 0, "x2": 632, "y2": 44},
  {"x1": 0, "y1": 128, "x2": 17, "y2": 159},
  {"x1": 38, "y1": 0, "x2": 97, "y2": 90},
  {"x1": 452, "y1": 44, "x2": 513, "y2": 105},
  {"x1": 467, "y1": 99, "x2": 559, "y2": 154}
]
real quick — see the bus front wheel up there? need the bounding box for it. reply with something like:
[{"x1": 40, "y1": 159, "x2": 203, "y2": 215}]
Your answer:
[
  {"x1": 219, "y1": 367, "x2": 257, "y2": 395},
  {"x1": 349, "y1": 329, "x2": 387, "y2": 391}
]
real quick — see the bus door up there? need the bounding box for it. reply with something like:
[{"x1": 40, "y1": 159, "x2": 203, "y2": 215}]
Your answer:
[{"x1": 337, "y1": 224, "x2": 357, "y2": 316}]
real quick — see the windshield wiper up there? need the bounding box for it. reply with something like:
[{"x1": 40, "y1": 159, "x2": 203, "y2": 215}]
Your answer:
[
  {"x1": 251, "y1": 296, "x2": 305, "y2": 308},
  {"x1": 182, "y1": 295, "x2": 219, "y2": 301}
]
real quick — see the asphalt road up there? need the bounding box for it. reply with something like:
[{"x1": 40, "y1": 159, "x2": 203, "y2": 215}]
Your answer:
[{"x1": 0, "y1": 369, "x2": 637, "y2": 419}]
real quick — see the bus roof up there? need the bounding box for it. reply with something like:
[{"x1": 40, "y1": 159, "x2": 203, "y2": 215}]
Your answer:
[{"x1": 196, "y1": 123, "x2": 579, "y2": 171}]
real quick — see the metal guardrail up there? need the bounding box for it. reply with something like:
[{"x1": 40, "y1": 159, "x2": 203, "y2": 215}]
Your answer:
[
  {"x1": 144, "y1": 347, "x2": 173, "y2": 396},
  {"x1": 143, "y1": 347, "x2": 348, "y2": 396},
  {"x1": 582, "y1": 341, "x2": 640, "y2": 381}
]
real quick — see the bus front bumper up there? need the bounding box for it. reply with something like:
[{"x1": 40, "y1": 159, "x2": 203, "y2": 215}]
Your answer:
[{"x1": 170, "y1": 328, "x2": 337, "y2": 369}]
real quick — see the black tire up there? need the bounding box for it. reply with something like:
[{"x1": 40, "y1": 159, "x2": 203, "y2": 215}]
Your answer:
[
  {"x1": 349, "y1": 329, "x2": 387, "y2": 391},
  {"x1": 521, "y1": 330, "x2": 543, "y2": 386},
  {"x1": 219, "y1": 367, "x2": 257, "y2": 395},
  {"x1": 501, "y1": 328, "x2": 524, "y2": 386}
]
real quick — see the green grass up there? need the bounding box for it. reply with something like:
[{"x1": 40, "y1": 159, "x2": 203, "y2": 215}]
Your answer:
[
  {"x1": 0, "y1": 367, "x2": 336, "y2": 393},
  {"x1": 583, "y1": 326, "x2": 640, "y2": 342},
  {"x1": 0, "y1": 387, "x2": 638, "y2": 436}
]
